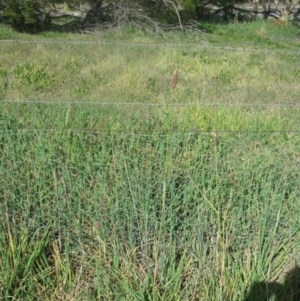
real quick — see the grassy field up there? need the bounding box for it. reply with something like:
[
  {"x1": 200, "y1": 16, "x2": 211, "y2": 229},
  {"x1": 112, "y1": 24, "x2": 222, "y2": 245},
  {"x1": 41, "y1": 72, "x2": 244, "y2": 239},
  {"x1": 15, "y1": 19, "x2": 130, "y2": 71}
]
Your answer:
[{"x1": 1, "y1": 20, "x2": 300, "y2": 300}]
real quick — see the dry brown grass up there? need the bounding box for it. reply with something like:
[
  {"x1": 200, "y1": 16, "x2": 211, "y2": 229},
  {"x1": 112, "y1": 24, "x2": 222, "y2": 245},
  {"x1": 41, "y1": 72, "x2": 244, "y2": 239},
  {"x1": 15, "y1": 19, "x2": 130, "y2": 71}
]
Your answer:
[
  {"x1": 171, "y1": 69, "x2": 178, "y2": 89},
  {"x1": 270, "y1": 18, "x2": 289, "y2": 27}
]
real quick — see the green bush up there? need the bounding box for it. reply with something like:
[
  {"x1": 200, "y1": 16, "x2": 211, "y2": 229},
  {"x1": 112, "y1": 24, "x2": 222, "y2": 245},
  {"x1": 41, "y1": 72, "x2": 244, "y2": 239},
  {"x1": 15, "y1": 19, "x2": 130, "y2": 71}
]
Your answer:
[{"x1": 1, "y1": 0, "x2": 42, "y2": 31}]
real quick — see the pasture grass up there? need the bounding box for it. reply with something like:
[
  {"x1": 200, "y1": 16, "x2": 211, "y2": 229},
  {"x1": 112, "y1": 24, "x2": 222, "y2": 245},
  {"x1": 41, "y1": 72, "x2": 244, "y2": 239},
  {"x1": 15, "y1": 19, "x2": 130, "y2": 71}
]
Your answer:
[{"x1": 0, "y1": 20, "x2": 300, "y2": 300}]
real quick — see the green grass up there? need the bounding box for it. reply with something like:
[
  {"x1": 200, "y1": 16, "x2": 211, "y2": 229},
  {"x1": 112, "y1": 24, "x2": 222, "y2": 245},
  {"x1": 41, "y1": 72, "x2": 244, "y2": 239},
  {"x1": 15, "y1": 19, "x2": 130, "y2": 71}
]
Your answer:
[{"x1": 0, "y1": 21, "x2": 300, "y2": 300}]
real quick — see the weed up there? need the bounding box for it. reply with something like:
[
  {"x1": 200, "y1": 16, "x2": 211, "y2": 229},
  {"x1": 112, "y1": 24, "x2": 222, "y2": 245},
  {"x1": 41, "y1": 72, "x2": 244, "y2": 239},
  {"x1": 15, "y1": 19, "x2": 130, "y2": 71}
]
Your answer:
[{"x1": 13, "y1": 62, "x2": 51, "y2": 90}]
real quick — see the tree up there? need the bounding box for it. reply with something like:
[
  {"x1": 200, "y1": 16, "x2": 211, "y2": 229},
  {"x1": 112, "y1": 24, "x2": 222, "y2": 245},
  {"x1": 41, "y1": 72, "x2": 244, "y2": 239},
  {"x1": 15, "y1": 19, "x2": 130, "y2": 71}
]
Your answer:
[
  {"x1": 1, "y1": 0, "x2": 298, "y2": 33},
  {"x1": 266, "y1": 0, "x2": 299, "y2": 20},
  {"x1": 0, "y1": 0, "x2": 192, "y2": 32},
  {"x1": 192, "y1": 0, "x2": 300, "y2": 21},
  {"x1": 0, "y1": 0, "x2": 43, "y2": 31}
]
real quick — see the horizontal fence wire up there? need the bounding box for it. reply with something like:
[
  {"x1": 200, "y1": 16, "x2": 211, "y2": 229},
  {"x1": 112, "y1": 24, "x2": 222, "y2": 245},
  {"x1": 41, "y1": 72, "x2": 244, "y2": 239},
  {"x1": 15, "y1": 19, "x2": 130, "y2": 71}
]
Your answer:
[
  {"x1": 1, "y1": 39, "x2": 300, "y2": 54},
  {"x1": 2, "y1": 99, "x2": 300, "y2": 107},
  {"x1": 1, "y1": 129, "x2": 300, "y2": 134},
  {"x1": 1, "y1": 101, "x2": 300, "y2": 133}
]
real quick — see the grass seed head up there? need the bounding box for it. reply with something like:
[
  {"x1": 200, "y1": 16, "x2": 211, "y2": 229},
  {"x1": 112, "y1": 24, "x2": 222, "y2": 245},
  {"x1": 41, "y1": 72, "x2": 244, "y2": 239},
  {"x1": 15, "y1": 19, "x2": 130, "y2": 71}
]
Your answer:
[{"x1": 171, "y1": 69, "x2": 178, "y2": 89}]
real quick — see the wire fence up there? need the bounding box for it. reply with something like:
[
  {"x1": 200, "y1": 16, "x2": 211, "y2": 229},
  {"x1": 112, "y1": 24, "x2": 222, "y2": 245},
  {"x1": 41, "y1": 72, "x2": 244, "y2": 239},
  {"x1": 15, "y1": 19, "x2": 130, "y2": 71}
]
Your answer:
[
  {"x1": 2, "y1": 128, "x2": 300, "y2": 135},
  {"x1": 1, "y1": 37, "x2": 300, "y2": 114},
  {"x1": 1, "y1": 38, "x2": 300, "y2": 54},
  {"x1": 1, "y1": 99, "x2": 300, "y2": 134},
  {"x1": 3, "y1": 99, "x2": 300, "y2": 108},
  {"x1": 1, "y1": 37, "x2": 300, "y2": 300},
  {"x1": 1, "y1": 126, "x2": 300, "y2": 236}
]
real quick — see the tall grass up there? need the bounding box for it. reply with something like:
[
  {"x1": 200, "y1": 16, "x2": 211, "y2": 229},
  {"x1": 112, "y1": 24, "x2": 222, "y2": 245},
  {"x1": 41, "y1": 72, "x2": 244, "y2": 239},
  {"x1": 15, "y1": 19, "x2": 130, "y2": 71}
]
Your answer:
[{"x1": 0, "y1": 21, "x2": 300, "y2": 300}]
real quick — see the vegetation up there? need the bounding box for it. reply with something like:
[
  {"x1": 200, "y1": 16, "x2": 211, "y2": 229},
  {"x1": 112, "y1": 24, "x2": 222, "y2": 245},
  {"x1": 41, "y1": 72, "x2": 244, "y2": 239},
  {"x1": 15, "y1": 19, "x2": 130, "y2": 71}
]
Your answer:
[
  {"x1": 0, "y1": 21, "x2": 300, "y2": 300},
  {"x1": 0, "y1": 0, "x2": 299, "y2": 33}
]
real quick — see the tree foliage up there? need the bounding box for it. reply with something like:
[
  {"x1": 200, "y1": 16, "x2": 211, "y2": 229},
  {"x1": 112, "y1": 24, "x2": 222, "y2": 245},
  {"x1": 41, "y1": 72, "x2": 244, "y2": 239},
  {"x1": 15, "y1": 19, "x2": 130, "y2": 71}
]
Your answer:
[
  {"x1": 0, "y1": 0, "x2": 299, "y2": 32},
  {"x1": 0, "y1": 0, "x2": 42, "y2": 31}
]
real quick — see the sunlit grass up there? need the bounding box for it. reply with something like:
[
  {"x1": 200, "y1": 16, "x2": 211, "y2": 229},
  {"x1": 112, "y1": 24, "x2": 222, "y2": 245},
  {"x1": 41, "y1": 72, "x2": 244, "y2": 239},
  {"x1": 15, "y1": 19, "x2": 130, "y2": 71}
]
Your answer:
[{"x1": 0, "y1": 21, "x2": 300, "y2": 300}]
